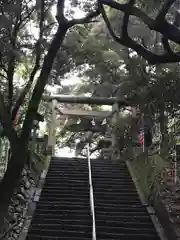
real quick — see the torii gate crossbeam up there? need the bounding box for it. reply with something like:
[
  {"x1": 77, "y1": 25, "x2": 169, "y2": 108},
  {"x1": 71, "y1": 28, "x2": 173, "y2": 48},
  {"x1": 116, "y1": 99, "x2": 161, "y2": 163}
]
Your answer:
[{"x1": 42, "y1": 94, "x2": 129, "y2": 106}]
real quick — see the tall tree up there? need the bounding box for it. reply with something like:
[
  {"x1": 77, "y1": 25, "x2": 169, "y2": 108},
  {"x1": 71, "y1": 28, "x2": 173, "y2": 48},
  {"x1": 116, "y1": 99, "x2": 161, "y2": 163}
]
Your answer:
[{"x1": 0, "y1": 0, "x2": 99, "y2": 230}]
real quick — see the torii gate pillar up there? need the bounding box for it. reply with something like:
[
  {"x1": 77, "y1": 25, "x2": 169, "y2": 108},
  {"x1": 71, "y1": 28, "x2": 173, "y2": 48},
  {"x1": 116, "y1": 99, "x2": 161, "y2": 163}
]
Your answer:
[{"x1": 47, "y1": 99, "x2": 57, "y2": 156}]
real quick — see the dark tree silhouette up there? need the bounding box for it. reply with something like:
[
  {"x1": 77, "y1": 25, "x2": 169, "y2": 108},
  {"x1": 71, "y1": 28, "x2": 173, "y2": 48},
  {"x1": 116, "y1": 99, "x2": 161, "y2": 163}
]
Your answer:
[{"x1": 100, "y1": 0, "x2": 180, "y2": 64}]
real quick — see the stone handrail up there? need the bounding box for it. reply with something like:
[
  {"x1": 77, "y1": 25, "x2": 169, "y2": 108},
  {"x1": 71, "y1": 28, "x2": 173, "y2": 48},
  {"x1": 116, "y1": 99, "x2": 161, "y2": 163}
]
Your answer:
[{"x1": 87, "y1": 144, "x2": 96, "y2": 240}]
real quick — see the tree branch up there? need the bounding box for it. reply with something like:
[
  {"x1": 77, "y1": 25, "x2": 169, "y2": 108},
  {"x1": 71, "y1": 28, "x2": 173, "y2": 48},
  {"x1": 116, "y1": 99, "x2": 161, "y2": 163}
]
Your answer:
[
  {"x1": 68, "y1": 8, "x2": 100, "y2": 27},
  {"x1": 56, "y1": 0, "x2": 66, "y2": 23},
  {"x1": 101, "y1": 0, "x2": 180, "y2": 44},
  {"x1": 174, "y1": 9, "x2": 180, "y2": 27},
  {"x1": 12, "y1": 0, "x2": 45, "y2": 121},
  {"x1": 155, "y1": 0, "x2": 176, "y2": 24},
  {"x1": 121, "y1": 0, "x2": 135, "y2": 37},
  {"x1": 0, "y1": 72, "x2": 7, "y2": 80},
  {"x1": 100, "y1": 0, "x2": 180, "y2": 64}
]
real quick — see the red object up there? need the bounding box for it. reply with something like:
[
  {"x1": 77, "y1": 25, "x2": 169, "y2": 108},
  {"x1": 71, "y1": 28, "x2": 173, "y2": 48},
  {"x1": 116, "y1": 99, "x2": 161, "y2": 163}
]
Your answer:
[
  {"x1": 13, "y1": 111, "x2": 19, "y2": 127},
  {"x1": 139, "y1": 131, "x2": 144, "y2": 145}
]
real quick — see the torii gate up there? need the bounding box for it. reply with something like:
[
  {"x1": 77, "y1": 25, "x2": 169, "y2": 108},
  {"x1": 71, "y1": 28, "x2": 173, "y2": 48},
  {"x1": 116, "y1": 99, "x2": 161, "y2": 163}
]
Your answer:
[{"x1": 42, "y1": 94, "x2": 129, "y2": 157}]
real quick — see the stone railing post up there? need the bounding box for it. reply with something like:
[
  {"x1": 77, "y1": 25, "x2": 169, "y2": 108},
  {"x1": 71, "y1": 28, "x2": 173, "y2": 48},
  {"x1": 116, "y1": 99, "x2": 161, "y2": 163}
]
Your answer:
[
  {"x1": 30, "y1": 120, "x2": 39, "y2": 166},
  {"x1": 0, "y1": 138, "x2": 10, "y2": 178}
]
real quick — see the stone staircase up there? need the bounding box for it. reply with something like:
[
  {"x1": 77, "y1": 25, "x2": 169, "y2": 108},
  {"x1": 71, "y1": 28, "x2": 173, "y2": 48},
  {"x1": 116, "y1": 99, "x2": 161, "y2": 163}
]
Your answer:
[{"x1": 26, "y1": 157, "x2": 163, "y2": 240}]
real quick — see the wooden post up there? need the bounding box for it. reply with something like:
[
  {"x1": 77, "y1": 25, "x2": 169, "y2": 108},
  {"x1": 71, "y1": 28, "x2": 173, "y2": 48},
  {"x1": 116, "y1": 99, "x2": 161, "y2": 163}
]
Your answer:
[
  {"x1": 111, "y1": 103, "x2": 119, "y2": 159},
  {"x1": 31, "y1": 120, "x2": 38, "y2": 157},
  {"x1": 47, "y1": 99, "x2": 57, "y2": 156}
]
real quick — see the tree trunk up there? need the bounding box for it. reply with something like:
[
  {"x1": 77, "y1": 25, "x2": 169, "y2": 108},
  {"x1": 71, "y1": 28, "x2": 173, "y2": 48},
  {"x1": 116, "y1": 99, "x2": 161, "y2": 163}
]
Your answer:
[
  {"x1": 20, "y1": 23, "x2": 68, "y2": 150},
  {"x1": 0, "y1": 148, "x2": 26, "y2": 232},
  {"x1": 0, "y1": 23, "x2": 69, "y2": 232}
]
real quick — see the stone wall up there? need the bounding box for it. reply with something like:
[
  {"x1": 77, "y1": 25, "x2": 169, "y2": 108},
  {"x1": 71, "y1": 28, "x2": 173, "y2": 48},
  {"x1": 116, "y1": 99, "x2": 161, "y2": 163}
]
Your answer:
[
  {"x1": 130, "y1": 153, "x2": 180, "y2": 240},
  {"x1": 0, "y1": 150, "x2": 48, "y2": 240}
]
